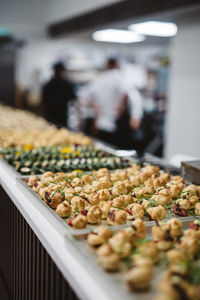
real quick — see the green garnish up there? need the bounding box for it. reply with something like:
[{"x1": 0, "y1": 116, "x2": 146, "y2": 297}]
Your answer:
[
  {"x1": 188, "y1": 260, "x2": 200, "y2": 285},
  {"x1": 62, "y1": 176, "x2": 72, "y2": 182},
  {"x1": 112, "y1": 206, "x2": 125, "y2": 210},
  {"x1": 135, "y1": 237, "x2": 150, "y2": 246},
  {"x1": 131, "y1": 248, "x2": 141, "y2": 256},
  {"x1": 186, "y1": 209, "x2": 195, "y2": 216},
  {"x1": 48, "y1": 180, "x2": 59, "y2": 184},
  {"x1": 73, "y1": 193, "x2": 89, "y2": 201},
  {"x1": 50, "y1": 187, "x2": 65, "y2": 199},
  {"x1": 165, "y1": 203, "x2": 173, "y2": 209},
  {"x1": 76, "y1": 172, "x2": 86, "y2": 178},
  {"x1": 147, "y1": 199, "x2": 157, "y2": 207},
  {"x1": 123, "y1": 257, "x2": 132, "y2": 267}
]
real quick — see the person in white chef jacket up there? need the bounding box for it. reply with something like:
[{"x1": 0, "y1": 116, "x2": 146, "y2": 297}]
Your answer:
[
  {"x1": 127, "y1": 84, "x2": 143, "y2": 130},
  {"x1": 79, "y1": 58, "x2": 143, "y2": 147},
  {"x1": 79, "y1": 58, "x2": 126, "y2": 145},
  {"x1": 115, "y1": 82, "x2": 143, "y2": 149}
]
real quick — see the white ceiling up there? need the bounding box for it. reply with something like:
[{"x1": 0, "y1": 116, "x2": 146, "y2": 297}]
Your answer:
[
  {"x1": 1, "y1": 0, "x2": 199, "y2": 47},
  {"x1": 0, "y1": 0, "x2": 122, "y2": 39}
]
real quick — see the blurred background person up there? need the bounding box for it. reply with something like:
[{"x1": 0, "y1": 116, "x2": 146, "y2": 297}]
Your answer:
[
  {"x1": 128, "y1": 86, "x2": 143, "y2": 131},
  {"x1": 76, "y1": 84, "x2": 96, "y2": 136},
  {"x1": 79, "y1": 57, "x2": 126, "y2": 145},
  {"x1": 116, "y1": 83, "x2": 143, "y2": 150},
  {"x1": 143, "y1": 58, "x2": 170, "y2": 156},
  {"x1": 42, "y1": 62, "x2": 76, "y2": 127},
  {"x1": 155, "y1": 57, "x2": 170, "y2": 114}
]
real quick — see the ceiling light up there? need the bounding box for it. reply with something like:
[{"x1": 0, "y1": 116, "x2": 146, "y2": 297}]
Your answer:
[
  {"x1": 92, "y1": 29, "x2": 145, "y2": 43},
  {"x1": 129, "y1": 21, "x2": 178, "y2": 37}
]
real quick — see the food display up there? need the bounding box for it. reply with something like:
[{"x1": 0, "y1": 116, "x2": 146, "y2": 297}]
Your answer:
[
  {"x1": 26, "y1": 164, "x2": 200, "y2": 229},
  {"x1": 0, "y1": 104, "x2": 53, "y2": 131},
  {"x1": 0, "y1": 127, "x2": 92, "y2": 148},
  {"x1": 0, "y1": 105, "x2": 92, "y2": 148},
  {"x1": 86, "y1": 218, "x2": 200, "y2": 300},
  {"x1": 2, "y1": 102, "x2": 200, "y2": 300},
  {"x1": 1, "y1": 104, "x2": 200, "y2": 300},
  {"x1": 0, "y1": 145, "x2": 131, "y2": 174}
]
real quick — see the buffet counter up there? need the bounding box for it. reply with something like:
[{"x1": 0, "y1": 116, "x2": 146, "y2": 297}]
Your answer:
[
  {"x1": 1, "y1": 154, "x2": 200, "y2": 300},
  {"x1": 0, "y1": 156, "x2": 141, "y2": 300},
  {"x1": 1, "y1": 107, "x2": 200, "y2": 300},
  {"x1": 0, "y1": 159, "x2": 115, "y2": 300}
]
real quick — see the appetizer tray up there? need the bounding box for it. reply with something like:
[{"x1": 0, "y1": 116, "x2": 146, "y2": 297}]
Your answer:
[
  {"x1": 64, "y1": 218, "x2": 200, "y2": 300},
  {"x1": 17, "y1": 176, "x2": 92, "y2": 235},
  {"x1": 17, "y1": 176, "x2": 153, "y2": 235},
  {"x1": 0, "y1": 144, "x2": 132, "y2": 175},
  {"x1": 5, "y1": 141, "x2": 200, "y2": 235},
  {"x1": 17, "y1": 175, "x2": 200, "y2": 235},
  {"x1": 65, "y1": 235, "x2": 151, "y2": 300}
]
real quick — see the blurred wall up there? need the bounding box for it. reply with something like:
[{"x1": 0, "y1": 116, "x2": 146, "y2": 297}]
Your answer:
[
  {"x1": 16, "y1": 37, "x2": 167, "y2": 89},
  {"x1": 0, "y1": 0, "x2": 121, "y2": 40},
  {"x1": 165, "y1": 11, "x2": 200, "y2": 159}
]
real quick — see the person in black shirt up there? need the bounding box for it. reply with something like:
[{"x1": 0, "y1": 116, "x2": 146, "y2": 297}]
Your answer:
[{"x1": 42, "y1": 62, "x2": 76, "y2": 127}]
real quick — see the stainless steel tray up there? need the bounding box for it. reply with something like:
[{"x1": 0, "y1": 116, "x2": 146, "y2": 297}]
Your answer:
[
  {"x1": 2, "y1": 140, "x2": 136, "y2": 176},
  {"x1": 14, "y1": 142, "x2": 199, "y2": 235},
  {"x1": 0, "y1": 157, "x2": 20, "y2": 178},
  {"x1": 17, "y1": 176, "x2": 200, "y2": 236},
  {"x1": 65, "y1": 218, "x2": 197, "y2": 300},
  {"x1": 18, "y1": 176, "x2": 139, "y2": 235}
]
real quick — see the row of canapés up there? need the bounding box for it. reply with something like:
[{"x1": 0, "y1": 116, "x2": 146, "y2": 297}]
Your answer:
[
  {"x1": 26, "y1": 164, "x2": 200, "y2": 229},
  {"x1": 87, "y1": 218, "x2": 200, "y2": 300},
  {"x1": 0, "y1": 105, "x2": 92, "y2": 148},
  {"x1": 0, "y1": 128, "x2": 92, "y2": 148},
  {"x1": 0, "y1": 104, "x2": 92, "y2": 148},
  {"x1": 0, "y1": 145, "x2": 131, "y2": 174},
  {"x1": 0, "y1": 105, "x2": 131, "y2": 175}
]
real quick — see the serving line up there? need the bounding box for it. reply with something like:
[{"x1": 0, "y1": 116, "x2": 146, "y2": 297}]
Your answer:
[
  {"x1": 0, "y1": 157, "x2": 199, "y2": 300},
  {"x1": 0, "y1": 159, "x2": 119, "y2": 300},
  {"x1": 17, "y1": 176, "x2": 200, "y2": 236}
]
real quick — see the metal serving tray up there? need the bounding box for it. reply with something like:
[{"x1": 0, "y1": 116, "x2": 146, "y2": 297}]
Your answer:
[
  {"x1": 65, "y1": 234, "x2": 155, "y2": 300},
  {"x1": 0, "y1": 157, "x2": 21, "y2": 178},
  {"x1": 17, "y1": 176, "x2": 94, "y2": 235},
  {"x1": 65, "y1": 219, "x2": 196, "y2": 300},
  {"x1": 16, "y1": 176, "x2": 150, "y2": 235},
  {"x1": 1, "y1": 140, "x2": 136, "y2": 177},
  {"x1": 13, "y1": 141, "x2": 199, "y2": 235},
  {"x1": 17, "y1": 176, "x2": 200, "y2": 236}
]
